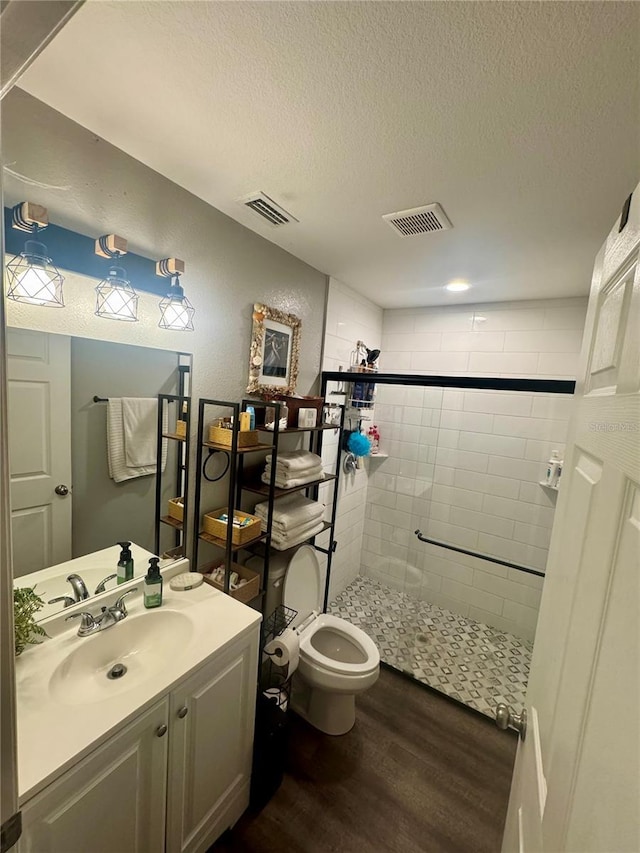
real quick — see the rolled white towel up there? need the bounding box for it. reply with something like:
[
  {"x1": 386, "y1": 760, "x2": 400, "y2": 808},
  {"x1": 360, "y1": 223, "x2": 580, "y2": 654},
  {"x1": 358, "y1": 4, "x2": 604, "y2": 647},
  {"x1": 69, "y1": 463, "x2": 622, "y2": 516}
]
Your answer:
[{"x1": 264, "y1": 450, "x2": 322, "y2": 473}]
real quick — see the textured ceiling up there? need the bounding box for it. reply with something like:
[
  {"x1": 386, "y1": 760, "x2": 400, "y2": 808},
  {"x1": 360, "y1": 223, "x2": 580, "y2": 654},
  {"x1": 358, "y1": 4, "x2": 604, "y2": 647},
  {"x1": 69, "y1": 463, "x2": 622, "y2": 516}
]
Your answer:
[{"x1": 17, "y1": 1, "x2": 640, "y2": 308}]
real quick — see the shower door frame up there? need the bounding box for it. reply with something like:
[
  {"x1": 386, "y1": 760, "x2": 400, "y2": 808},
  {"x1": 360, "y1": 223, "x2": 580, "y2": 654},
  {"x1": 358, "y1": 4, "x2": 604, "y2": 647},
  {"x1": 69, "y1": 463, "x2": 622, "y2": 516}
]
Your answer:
[{"x1": 320, "y1": 370, "x2": 576, "y2": 612}]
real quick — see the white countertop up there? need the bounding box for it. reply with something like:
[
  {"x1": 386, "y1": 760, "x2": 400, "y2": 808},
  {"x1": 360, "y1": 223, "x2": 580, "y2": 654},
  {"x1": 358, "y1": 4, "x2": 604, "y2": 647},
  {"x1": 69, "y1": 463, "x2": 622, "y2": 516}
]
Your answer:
[{"x1": 15, "y1": 567, "x2": 261, "y2": 803}]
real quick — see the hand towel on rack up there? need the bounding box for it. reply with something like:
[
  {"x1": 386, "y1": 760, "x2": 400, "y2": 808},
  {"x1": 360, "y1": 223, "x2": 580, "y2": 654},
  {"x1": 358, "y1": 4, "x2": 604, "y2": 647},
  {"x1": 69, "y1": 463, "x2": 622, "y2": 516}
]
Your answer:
[
  {"x1": 270, "y1": 518, "x2": 326, "y2": 551},
  {"x1": 107, "y1": 399, "x2": 168, "y2": 483},
  {"x1": 261, "y1": 467, "x2": 323, "y2": 490},
  {"x1": 264, "y1": 450, "x2": 322, "y2": 473},
  {"x1": 122, "y1": 397, "x2": 160, "y2": 467}
]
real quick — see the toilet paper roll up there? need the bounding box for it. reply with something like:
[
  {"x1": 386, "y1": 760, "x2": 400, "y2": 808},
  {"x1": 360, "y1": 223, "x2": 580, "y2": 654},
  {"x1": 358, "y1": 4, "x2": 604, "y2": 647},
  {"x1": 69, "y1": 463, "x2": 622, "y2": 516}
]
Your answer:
[{"x1": 264, "y1": 628, "x2": 299, "y2": 677}]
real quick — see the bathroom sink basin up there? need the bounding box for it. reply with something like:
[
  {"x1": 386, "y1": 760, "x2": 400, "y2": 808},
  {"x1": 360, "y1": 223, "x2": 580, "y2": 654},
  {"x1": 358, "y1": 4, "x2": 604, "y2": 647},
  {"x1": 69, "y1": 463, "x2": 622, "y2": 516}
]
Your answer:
[{"x1": 49, "y1": 610, "x2": 193, "y2": 705}]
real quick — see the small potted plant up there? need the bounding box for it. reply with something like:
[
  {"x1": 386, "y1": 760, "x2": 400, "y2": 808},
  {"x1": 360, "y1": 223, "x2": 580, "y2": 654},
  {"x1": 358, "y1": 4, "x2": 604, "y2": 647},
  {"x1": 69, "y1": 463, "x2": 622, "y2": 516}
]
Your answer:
[{"x1": 13, "y1": 586, "x2": 48, "y2": 656}]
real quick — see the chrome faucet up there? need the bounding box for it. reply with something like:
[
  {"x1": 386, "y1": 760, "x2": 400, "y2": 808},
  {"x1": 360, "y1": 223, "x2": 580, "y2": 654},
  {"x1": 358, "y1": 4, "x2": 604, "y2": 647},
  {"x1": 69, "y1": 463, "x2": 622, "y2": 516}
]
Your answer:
[
  {"x1": 66, "y1": 589, "x2": 138, "y2": 637},
  {"x1": 66, "y1": 573, "x2": 90, "y2": 602}
]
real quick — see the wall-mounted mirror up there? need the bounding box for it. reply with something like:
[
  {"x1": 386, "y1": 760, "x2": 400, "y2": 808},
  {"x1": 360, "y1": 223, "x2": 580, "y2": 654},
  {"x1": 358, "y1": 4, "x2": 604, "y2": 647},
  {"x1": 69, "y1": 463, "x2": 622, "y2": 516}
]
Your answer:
[{"x1": 7, "y1": 326, "x2": 192, "y2": 618}]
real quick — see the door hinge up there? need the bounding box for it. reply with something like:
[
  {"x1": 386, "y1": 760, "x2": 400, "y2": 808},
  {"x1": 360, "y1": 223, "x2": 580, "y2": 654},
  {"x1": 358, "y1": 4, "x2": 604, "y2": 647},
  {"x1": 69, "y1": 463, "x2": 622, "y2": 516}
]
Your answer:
[{"x1": 0, "y1": 811, "x2": 22, "y2": 852}]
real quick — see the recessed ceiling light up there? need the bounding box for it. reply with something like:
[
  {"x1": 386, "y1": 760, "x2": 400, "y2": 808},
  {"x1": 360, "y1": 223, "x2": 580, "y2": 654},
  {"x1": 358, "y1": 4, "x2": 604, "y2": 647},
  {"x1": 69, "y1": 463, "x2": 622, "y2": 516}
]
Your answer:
[{"x1": 445, "y1": 280, "x2": 471, "y2": 292}]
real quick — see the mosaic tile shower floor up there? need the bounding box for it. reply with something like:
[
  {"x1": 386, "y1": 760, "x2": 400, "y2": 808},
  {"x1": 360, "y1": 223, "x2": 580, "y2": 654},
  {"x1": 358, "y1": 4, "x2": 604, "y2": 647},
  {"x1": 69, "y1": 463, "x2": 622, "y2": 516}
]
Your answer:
[{"x1": 330, "y1": 575, "x2": 533, "y2": 719}]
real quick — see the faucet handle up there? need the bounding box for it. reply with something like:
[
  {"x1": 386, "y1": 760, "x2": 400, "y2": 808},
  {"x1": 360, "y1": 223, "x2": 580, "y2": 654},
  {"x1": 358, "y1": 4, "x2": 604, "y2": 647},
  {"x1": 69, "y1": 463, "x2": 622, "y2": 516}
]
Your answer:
[
  {"x1": 48, "y1": 595, "x2": 76, "y2": 608},
  {"x1": 94, "y1": 574, "x2": 117, "y2": 595},
  {"x1": 65, "y1": 611, "x2": 96, "y2": 632},
  {"x1": 112, "y1": 589, "x2": 138, "y2": 616}
]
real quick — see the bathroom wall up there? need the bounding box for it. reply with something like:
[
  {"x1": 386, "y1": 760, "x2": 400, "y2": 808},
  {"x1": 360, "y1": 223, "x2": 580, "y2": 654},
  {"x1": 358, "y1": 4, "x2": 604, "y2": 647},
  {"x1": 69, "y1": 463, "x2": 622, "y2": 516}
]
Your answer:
[
  {"x1": 381, "y1": 297, "x2": 587, "y2": 378},
  {"x1": 2, "y1": 89, "x2": 329, "y2": 560},
  {"x1": 319, "y1": 278, "x2": 383, "y2": 599},
  {"x1": 359, "y1": 297, "x2": 588, "y2": 641}
]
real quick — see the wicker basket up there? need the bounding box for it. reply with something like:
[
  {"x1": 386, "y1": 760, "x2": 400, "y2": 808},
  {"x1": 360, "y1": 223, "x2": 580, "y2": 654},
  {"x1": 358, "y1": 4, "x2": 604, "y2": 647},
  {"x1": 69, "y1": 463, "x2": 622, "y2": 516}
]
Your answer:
[
  {"x1": 167, "y1": 497, "x2": 184, "y2": 522},
  {"x1": 174, "y1": 420, "x2": 187, "y2": 438},
  {"x1": 203, "y1": 562, "x2": 260, "y2": 604},
  {"x1": 202, "y1": 507, "x2": 262, "y2": 545},
  {"x1": 208, "y1": 425, "x2": 260, "y2": 448}
]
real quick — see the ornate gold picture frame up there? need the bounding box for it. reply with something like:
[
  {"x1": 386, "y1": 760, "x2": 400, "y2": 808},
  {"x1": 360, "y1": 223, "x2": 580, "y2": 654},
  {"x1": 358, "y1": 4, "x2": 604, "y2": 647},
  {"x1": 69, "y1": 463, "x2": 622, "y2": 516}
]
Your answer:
[{"x1": 247, "y1": 303, "x2": 301, "y2": 396}]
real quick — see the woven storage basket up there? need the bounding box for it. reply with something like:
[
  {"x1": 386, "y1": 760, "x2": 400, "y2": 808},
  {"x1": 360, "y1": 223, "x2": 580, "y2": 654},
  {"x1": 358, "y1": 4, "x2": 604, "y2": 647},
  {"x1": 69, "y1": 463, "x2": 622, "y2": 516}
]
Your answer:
[
  {"x1": 167, "y1": 497, "x2": 184, "y2": 522},
  {"x1": 203, "y1": 562, "x2": 260, "y2": 604},
  {"x1": 208, "y1": 425, "x2": 260, "y2": 448},
  {"x1": 202, "y1": 508, "x2": 262, "y2": 545}
]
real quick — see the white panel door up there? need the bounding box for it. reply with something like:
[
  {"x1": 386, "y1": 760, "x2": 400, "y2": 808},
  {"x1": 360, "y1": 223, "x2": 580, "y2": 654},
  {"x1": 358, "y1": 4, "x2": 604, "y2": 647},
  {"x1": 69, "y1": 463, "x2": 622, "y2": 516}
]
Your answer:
[
  {"x1": 18, "y1": 699, "x2": 169, "y2": 853},
  {"x1": 7, "y1": 328, "x2": 71, "y2": 576},
  {"x1": 502, "y1": 188, "x2": 640, "y2": 852}
]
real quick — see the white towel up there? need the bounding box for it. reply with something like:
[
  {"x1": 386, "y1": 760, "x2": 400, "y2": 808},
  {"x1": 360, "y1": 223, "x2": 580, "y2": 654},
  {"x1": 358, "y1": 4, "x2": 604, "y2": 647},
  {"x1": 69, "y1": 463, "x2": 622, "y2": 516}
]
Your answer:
[
  {"x1": 264, "y1": 450, "x2": 322, "y2": 473},
  {"x1": 122, "y1": 397, "x2": 159, "y2": 467},
  {"x1": 261, "y1": 467, "x2": 324, "y2": 490},
  {"x1": 271, "y1": 518, "x2": 326, "y2": 551},
  {"x1": 107, "y1": 399, "x2": 168, "y2": 483},
  {"x1": 254, "y1": 494, "x2": 325, "y2": 533},
  {"x1": 264, "y1": 462, "x2": 323, "y2": 480}
]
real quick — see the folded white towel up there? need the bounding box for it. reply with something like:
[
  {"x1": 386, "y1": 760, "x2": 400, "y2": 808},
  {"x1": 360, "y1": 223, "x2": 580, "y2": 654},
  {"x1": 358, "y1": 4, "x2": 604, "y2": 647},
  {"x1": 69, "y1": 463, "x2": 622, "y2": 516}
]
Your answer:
[
  {"x1": 264, "y1": 462, "x2": 323, "y2": 480},
  {"x1": 107, "y1": 399, "x2": 168, "y2": 483},
  {"x1": 261, "y1": 468, "x2": 324, "y2": 490},
  {"x1": 255, "y1": 494, "x2": 325, "y2": 532},
  {"x1": 264, "y1": 450, "x2": 322, "y2": 472},
  {"x1": 122, "y1": 397, "x2": 159, "y2": 467},
  {"x1": 271, "y1": 518, "x2": 326, "y2": 551}
]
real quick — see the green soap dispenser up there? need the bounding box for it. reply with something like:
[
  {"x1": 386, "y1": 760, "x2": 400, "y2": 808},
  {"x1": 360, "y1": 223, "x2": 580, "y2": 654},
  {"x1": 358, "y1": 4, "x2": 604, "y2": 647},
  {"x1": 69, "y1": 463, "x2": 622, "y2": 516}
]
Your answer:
[
  {"x1": 144, "y1": 558, "x2": 163, "y2": 609},
  {"x1": 117, "y1": 541, "x2": 134, "y2": 584}
]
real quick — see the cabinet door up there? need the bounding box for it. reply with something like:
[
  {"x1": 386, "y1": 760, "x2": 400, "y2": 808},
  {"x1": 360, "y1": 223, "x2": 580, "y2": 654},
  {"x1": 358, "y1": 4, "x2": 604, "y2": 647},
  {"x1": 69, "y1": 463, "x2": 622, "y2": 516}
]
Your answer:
[
  {"x1": 19, "y1": 699, "x2": 169, "y2": 853},
  {"x1": 166, "y1": 631, "x2": 259, "y2": 853}
]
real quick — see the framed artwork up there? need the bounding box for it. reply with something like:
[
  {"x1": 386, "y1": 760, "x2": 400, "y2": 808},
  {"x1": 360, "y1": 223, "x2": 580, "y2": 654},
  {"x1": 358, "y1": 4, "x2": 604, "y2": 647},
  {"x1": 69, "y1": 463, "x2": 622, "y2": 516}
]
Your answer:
[{"x1": 247, "y1": 303, "x2": 301, "y2": 396}]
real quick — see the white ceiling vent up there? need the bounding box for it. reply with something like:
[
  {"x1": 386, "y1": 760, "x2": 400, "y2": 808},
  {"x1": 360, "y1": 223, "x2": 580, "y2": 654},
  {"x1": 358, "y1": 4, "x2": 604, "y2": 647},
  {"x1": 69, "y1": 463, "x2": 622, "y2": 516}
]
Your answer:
[
  {"x1": 382, "y1": 203, "x2": 452, "y2": 237},
  {"x1": 238, "y1": 191, "x2": 298, "y2": 227}
]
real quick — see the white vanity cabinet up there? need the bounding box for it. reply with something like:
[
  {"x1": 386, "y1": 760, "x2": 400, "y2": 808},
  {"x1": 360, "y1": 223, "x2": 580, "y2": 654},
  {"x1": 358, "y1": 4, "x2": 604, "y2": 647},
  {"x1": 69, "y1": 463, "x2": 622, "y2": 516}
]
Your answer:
[
  {"x1": 17, "y1": 627, "x2": 259, "y2": 853},
  {"x1": 18, "y1": 699, "x2": 170, "y2": 853},
  {"x1": 166, "y1": 635, "x2": 258, "y2": 853}
]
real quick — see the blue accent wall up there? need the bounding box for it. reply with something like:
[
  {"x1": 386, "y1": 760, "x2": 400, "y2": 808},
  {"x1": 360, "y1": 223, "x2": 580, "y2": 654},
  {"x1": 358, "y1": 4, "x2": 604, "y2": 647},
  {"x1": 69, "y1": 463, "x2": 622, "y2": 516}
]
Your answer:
[{"x1": 3, "y1": 207, "x2": 168, "y2": 297}]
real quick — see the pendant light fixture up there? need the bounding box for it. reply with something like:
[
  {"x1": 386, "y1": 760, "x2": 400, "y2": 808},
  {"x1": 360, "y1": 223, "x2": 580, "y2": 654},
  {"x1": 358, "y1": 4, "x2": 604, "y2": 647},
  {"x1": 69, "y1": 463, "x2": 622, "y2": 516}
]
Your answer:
[
  {"x1": 94, "y1": 234, "x2": 138, "y2": 322},
  {"x1": 157, "y1": 258, "x2": 195, "y2": 331},
  {"x1": 5, "y1": 202, "x2": 65, "y2": 307}
]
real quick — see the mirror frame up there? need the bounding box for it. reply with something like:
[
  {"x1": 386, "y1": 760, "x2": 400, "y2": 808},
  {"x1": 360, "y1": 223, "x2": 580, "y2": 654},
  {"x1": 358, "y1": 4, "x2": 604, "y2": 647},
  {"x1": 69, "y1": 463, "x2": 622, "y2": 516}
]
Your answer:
[{"x1": 247, "y1": 302, "x2": 301, "y2": 396}]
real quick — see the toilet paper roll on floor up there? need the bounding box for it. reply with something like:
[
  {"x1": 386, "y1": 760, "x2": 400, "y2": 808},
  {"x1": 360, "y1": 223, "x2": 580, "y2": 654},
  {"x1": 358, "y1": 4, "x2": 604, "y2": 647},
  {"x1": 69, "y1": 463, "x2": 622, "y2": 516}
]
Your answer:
[{"x1": 263, "y1": 628, "x2": 299, "y2": 678}]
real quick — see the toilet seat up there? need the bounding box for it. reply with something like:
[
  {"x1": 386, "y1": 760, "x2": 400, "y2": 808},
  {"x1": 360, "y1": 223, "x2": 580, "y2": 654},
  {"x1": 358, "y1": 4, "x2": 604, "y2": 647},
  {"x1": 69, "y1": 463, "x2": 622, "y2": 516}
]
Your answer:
[{"x1": 297, "y1": 613, "x2": 380, "y2": 677}]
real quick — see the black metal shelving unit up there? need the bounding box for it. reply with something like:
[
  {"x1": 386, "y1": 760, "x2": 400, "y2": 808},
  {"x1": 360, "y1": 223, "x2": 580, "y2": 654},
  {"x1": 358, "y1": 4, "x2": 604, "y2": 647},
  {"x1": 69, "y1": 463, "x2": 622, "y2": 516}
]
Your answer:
[
  {"x1": 154, "y1": 391, "x2": 191, "y2": 558},
  {"x1": 191, "y1": 398, "x2": 345, "y2": 620}
]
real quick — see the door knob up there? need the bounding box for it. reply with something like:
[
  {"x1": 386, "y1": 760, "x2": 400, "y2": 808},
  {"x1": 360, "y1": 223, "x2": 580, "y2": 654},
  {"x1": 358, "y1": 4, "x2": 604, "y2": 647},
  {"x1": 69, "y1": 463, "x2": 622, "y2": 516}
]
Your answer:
[
  {"x1": 177, "y1": 706, "x2": 189, "y2": 719},
  {"x1": 155, "y1": 724, "x2": 167, "y2": 738},
  {"x1": 495, "y1": 703, "x2": 527, "y2": 741},
  {"x1": 55, "y1": 484, "x2": 69, "y2": 496}
]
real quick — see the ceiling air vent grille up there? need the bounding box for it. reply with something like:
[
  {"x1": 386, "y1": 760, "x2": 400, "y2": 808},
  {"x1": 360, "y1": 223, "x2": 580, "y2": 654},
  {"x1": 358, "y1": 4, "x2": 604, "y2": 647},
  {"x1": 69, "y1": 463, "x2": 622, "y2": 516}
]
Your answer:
[
  {"x1": 239, "y1": 192, "x2": 298, "y2": 227},
  {"x1": 382, "y1": 203, "x2": 452, "y2": 237}
]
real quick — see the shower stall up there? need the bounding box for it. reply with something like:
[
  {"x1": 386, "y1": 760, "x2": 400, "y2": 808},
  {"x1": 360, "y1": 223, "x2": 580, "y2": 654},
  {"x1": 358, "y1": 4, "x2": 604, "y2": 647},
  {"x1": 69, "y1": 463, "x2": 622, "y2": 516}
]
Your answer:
[{"x1": 321, "y1": 371, "x2": 575, "y2": 717}]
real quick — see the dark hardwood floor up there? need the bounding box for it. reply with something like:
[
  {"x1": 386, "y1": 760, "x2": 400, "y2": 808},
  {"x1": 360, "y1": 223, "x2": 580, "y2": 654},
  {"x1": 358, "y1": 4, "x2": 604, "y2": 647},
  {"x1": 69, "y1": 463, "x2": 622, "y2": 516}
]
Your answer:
[{"x1": 212, "y1": 666, "x2": 517, "y2": 853}]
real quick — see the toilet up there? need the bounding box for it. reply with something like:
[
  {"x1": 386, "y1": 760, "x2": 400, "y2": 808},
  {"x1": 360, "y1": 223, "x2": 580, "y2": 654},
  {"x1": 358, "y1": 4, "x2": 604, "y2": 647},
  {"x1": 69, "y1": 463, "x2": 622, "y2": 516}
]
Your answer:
[{"x1": 281, "y1": 546, "x2": 380, "y2": 736}]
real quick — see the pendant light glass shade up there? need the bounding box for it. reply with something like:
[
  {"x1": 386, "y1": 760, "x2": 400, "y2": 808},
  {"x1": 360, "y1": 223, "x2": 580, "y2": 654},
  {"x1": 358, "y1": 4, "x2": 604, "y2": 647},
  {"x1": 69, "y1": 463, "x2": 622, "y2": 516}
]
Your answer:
[
  {"x1": 158, "y1": 278, "x2": 195, "y2": 331},
  {"x1": 5, "y1": 239, "x2": 65, "y2": 307},
  {"x1": 95, "y1": 264, "x2": 138, "y2": 322}
]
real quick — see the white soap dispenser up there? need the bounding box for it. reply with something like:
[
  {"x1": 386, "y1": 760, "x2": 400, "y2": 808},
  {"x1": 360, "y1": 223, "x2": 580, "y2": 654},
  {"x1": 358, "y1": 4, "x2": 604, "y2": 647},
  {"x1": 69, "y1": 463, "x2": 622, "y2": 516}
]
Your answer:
[{"x1": 546, "y1": 450, "x2": 562, "y2": 487}]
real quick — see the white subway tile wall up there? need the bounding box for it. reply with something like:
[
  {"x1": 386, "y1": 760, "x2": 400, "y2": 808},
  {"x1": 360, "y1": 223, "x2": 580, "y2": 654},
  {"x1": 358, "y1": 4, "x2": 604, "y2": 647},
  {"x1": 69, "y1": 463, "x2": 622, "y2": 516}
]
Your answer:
[
  {"x1": 381, "y1": 297, "x2": 587, "y2": 379},
  {"x1": 358, "y1": 297, "x2": 586, "y2": 641},
  {"x1": 321, "y1": 278, "x2": 383, "y2": 600}
]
